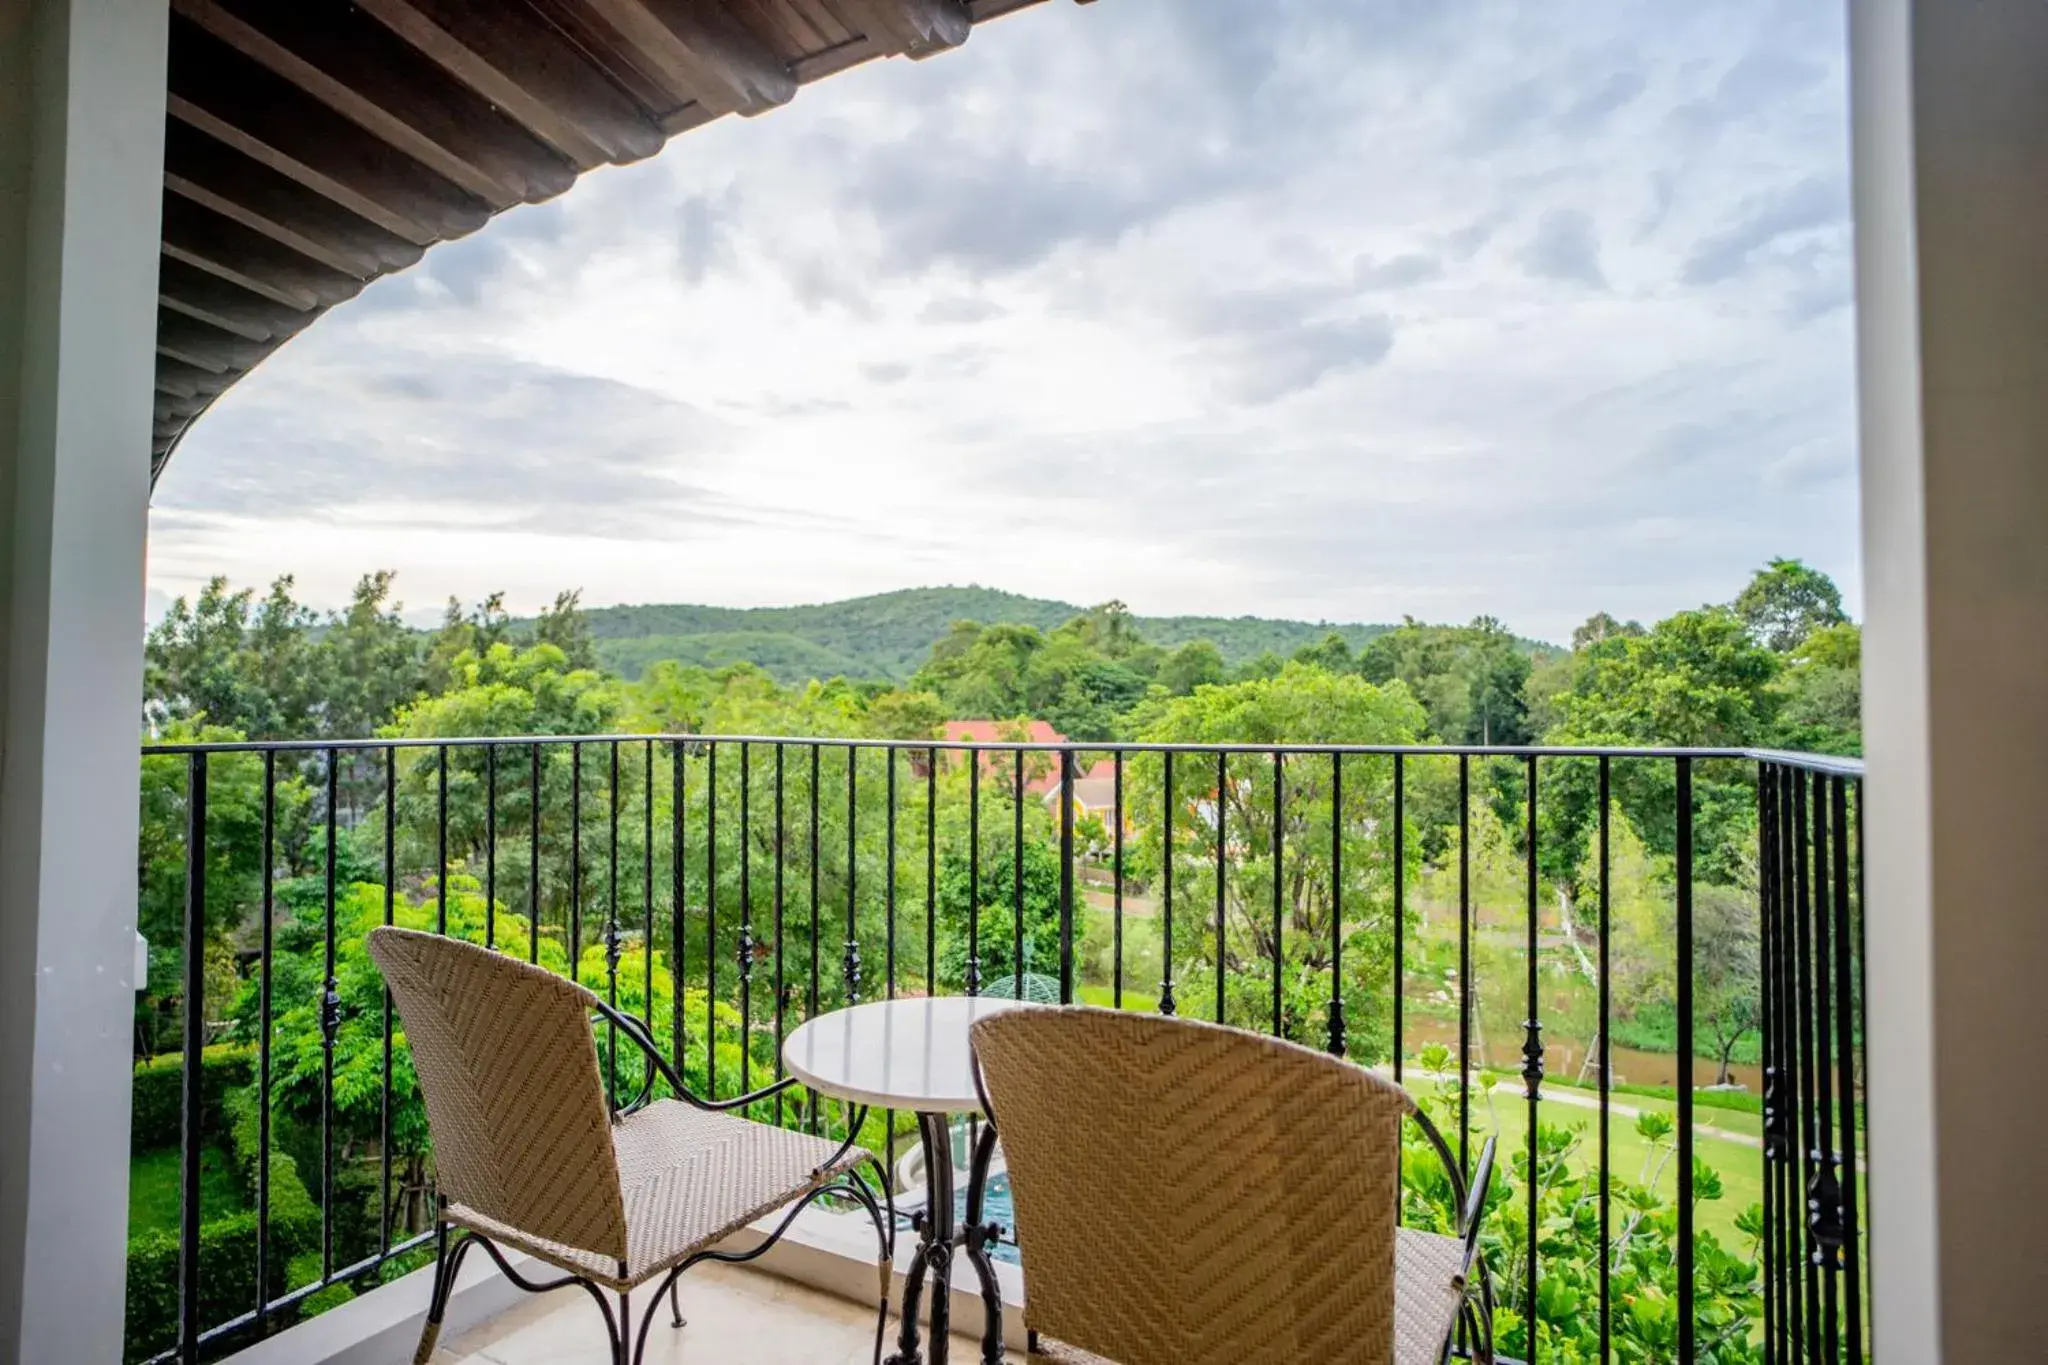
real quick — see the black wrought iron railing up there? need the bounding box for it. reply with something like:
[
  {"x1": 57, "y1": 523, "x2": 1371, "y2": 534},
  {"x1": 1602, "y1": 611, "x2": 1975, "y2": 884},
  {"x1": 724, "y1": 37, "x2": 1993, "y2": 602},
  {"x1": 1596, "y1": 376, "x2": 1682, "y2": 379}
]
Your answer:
[{"x1": 131, "y1": 735, "x2": 1866, "y2": 1365}]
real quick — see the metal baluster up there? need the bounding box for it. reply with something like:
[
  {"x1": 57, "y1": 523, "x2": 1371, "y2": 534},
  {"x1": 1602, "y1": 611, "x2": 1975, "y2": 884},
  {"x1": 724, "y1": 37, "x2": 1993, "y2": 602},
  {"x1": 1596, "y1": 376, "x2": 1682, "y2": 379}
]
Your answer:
[
  {"x1": 1780, "y1": 766, "x2": 1805, "y2": 1358},
  {"x1": 257, "y1": 751, "x2": 276, "y2": 1332},
  {"x1": 1058, "y1": 749, "x2": 1074, "y2": 1005},
  {"x1": 888, "y1": 749, "x2": 899, "y2": 1003},
  {"x1": 968, "y1": 748, "x2": 981, "y2": 998},
  {"x1": 1327, "y1": 753, "x2": 1345, "y2": 1057},
  {"x1": 1160, "y1": 750, "x2": 1176, "y2": 1017},
  {"x1": 1458, "y1": 754, "x2": 1471, "y2": 1176},
  {"x1": 1113, "y1": 751, "x2": 1124, "y2": 1009},
  {"x1": 926, "y1": 747, "x2": 937, "y2": 997},
  {"x1": 886, "y1": 747, "x2": 898, "y2": 1175},
  {"x1": 1215, "y1": 750, "x2": 1227, "y2": 1026},
  {"x1": 739, "y1": 743, "x2": 753, "y2": 1099},
  {"x1": 1811, "y1": 771, "x2": 1843, "y2": 1364},
  {"x1": 1793, "y1": 770, "x2": 1821, "y2": 1362},
  {"x1": 671, "y1": 742, "x2": 685, "y2": 1075},
  {"x1": 846, "y1": 746, "x2": 862, "y2": 1006},
  {"x1": 380, "y1": 749, "x2": 395, "y2": 1261},
  {"x1": 1012, "y1": 748, "x2": 1024, "y2": 1000},
  {"x1": 1676, "y1": 756, "x2": 1696, "y2": 1365},
  {"x1": 773, "y1": 745, "x2": 787, "y2": 1126},
  {"x1": 437, "y1": 744, "x2": 449, "y2": 935},
  {"x1": 321, "y1": 749, "x2": 339, "y2": 1283},
  {"x1": 1271, "y1": 750, "x2": 1284, "y2": 1038},
  {"x1": 644, "y1": 742, "x2": 654, "y2": 1042},
  {"x1": 1834, "y1": 776, "x2": 1864, "y2": 1365},
  {"x1": 1394, "y1": 754, "x2": 1405, "y2": 1084},
  {"x1": 1597, "y1": 756, "x2": 1612, "y2": 1364},
  {"x1": 486, "y1": 746, "x2": 497, "y2": 949},
  {"x1": 1523, "y1": 754, "x2": 1543, "y2": 1363},
  {"x1": 607, "y1": 743, "x2": 622, "y2": 1098},
  {"x1": 706, "y1": 743, "x2": 718, "y2": 1101},
  {"x1": 529, "y1": 744, "x2": 541, "y2": 966},
  {"x1": 571, "y1": 741, "x2": 583, "y2": 971},
  {"x1": 178, "y1": 753, "x2": 208, "y2": 1365},
  {"x1": 809, "y1": 745, "x2": 820, "y2": 1132}
]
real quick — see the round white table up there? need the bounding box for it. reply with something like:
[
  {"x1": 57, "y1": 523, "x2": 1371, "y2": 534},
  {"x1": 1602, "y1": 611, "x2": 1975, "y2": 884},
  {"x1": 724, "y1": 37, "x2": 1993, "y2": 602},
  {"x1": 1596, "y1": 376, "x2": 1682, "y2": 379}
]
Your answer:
[{"x1": 783, "y1": 997, "x2": 1030, "y2": 1365}]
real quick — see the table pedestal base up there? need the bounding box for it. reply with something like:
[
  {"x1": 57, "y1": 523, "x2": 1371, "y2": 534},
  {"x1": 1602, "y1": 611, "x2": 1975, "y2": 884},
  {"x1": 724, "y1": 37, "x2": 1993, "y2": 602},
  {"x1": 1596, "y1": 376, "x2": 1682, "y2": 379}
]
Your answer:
[{"x1": 885, "y1": 1111, "x2": 1005, "y2": 1365}]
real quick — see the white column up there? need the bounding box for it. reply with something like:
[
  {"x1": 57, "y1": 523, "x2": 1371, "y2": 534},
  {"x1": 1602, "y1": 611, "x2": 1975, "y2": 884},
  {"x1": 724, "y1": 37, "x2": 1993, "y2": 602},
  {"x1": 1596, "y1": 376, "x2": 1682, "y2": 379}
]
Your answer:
[
  {"x1": 0, "y1": 1, "x2": 166, "y2": 1360},
  {"x1": 1852, "y1": 1, "x2": 2048, "y2": 1359}
]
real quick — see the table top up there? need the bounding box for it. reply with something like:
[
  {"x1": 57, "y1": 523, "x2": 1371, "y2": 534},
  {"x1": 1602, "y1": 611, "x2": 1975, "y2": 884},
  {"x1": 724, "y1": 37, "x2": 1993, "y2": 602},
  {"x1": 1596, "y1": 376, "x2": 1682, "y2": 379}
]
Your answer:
[{"x1": 781, "y1": 996, "x2": 1032, "y2": 1114}]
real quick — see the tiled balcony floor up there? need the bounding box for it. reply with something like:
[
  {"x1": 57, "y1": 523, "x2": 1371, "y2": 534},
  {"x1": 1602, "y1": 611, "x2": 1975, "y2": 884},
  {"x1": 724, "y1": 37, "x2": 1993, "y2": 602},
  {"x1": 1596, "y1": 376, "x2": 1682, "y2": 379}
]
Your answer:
[{"x1": 436, "y1": 1261, "x2": 1029, "y2": 1365}]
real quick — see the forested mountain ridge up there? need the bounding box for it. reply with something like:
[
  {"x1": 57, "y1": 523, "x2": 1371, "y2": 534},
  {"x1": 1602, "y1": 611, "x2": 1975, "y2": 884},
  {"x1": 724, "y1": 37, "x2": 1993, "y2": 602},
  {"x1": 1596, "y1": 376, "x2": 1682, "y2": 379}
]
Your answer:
[{"x1": 517, "y1": 585, "x2": 1507, "y2": 683}]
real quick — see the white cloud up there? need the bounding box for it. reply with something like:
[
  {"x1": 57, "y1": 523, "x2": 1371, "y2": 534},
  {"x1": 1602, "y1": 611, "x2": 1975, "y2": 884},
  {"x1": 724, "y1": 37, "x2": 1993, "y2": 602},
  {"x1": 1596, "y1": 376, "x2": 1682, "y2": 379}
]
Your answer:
[{"x1": 151, "y1": 0, "x2": 1858, "y2": 642}]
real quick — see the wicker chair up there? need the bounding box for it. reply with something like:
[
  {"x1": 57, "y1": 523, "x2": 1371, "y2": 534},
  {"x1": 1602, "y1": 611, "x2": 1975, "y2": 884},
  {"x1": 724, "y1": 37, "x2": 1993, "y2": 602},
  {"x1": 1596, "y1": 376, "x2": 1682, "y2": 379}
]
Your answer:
[
  {"x1": 970, "y1": 1008, "x2": 1496, "y2": 1365},
  {"x1": 366, "y1": 927, "x2": 892, "y2": 1365}
]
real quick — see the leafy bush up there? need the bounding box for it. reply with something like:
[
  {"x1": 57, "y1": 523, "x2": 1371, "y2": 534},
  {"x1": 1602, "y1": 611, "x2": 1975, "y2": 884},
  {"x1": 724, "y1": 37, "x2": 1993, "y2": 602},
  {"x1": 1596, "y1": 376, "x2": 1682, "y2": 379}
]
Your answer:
[
  {"x1": 123, "y1": 1079, "x2": 319, "y2": 1362},
  {"x1": 1401, "y1": 1045, "x2": 1763, "y2": 1363},
  {"x1": 131, "y1": 1045, "x2": 254, "y2": 1152}
]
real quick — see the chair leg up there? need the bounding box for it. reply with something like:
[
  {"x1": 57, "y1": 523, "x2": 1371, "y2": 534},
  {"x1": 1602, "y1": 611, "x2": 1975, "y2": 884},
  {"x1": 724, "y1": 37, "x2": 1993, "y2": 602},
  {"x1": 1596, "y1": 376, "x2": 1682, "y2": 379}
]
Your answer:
[
  {"x1": 616, "y1": 1289, "x2": 632, "y2": 1365},
  {"x1": 413, "y1": 1222, "x2": 468, "y2": 1365},
  {"x1": 669, "y1": 1275, "x2": 685, "y2": 1328}
]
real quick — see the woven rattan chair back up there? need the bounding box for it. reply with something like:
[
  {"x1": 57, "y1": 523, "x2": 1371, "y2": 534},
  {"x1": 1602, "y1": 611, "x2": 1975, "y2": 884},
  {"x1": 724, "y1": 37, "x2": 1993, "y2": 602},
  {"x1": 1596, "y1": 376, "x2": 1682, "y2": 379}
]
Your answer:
[
  {"x1": 972, "y1": 1007, "x2": 1415, "y2": 1365},
  {"x1": 367, "y1": 928, "x2": 630, "y2": 1263}
]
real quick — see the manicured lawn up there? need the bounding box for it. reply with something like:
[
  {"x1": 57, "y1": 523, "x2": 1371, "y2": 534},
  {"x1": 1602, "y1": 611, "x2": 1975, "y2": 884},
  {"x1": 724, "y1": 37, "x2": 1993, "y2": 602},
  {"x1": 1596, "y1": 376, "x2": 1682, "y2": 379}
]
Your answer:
[
  {"x1": 1454, "y1": 1091, "x2": 1764, "y2": 1250},
  {"x1": 1076, "y1": 983, "x2": 1161, "y2": 1012},
  {"x1": 129, "y1": 1145, "x2": 246, "y2": 1238}
]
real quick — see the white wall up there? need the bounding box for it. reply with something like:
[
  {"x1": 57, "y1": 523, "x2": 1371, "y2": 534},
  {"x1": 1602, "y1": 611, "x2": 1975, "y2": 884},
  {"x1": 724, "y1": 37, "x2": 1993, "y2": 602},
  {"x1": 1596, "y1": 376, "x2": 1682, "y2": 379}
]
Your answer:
[
  {"x1": 1853, "y1": 1, "x2": 2048, "y2": 1358},
  {"x1": 0, "y1": 1, "x2": 166, "y2": 1358}
]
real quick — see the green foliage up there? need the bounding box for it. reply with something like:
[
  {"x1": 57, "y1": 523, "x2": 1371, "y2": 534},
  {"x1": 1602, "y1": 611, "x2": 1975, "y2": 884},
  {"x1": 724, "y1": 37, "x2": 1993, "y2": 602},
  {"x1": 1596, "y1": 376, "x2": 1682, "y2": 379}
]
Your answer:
[
  {"x1": 124, "y1": 1060, "x2": 320, "y2": 1364},
  {"x1": 557, "y1": 586, "x2": 1399, "y2": 682},
  {"x1": 1399, "y1": 1050, "x2": 1763, "y2": 1363},
  {"x1": 1734, "y1": 557, "x2": 1847, "y2": 654},
  {"x1": 130, "y1": 1044, "x2": 253, "y2": 1152},
  {"x1": 934, "y1": 834, "x2": 1066, "y2": 995},
  {"x1": 1358, "y1": 617, "x2": 1546, "y2": 744},
  {"x1": 1129, "y1": 665, "x2": 1427, "y2": 1057}
]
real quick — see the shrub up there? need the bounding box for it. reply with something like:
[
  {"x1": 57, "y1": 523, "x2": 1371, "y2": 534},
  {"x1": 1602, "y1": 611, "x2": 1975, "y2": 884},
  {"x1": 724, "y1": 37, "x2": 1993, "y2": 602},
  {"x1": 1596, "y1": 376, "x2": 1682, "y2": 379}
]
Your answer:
[
  {"x1": 130, "y1": 1045, "x2": 254, "y2": 1152},
  {"x1": 123, "y1": 1080, "x2": 320, "y2": 1362}
]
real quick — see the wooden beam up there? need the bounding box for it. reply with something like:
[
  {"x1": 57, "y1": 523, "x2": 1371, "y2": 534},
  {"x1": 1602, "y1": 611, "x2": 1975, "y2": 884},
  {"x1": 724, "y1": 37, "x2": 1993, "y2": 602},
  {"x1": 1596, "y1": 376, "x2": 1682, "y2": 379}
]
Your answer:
[
  {"x1": 354, "y1": 0, "x2": 665, "y2": 167},
  {"x1": 582, "y1": 0, "x2": 796, "y2": 116},
  {"x1": 156, "y1": 308, "x2": 272, "y2": 375},
  {"x1": 151, "y1": 383, "x2": 219, "y2": 422},
  {"x1": 834, "y1": 0, "x2": 970, "y2": 58},
  {"x1": 168, "y1": 15, "x2": 488, "y2": 245},
  {"x1": 160, "y1": 194, "x2": 367, "y2": 311},
  {"x1": 153, "y1": 356, "x2": 237, "y2": 399},
  {"x1": 157, "y1": 257, "x2": 315, "y2": 342},
  {"x1": 163, "y1": 121, "x2": 424, "y2": 279},
  {"x1": 173, "y1": 0, "x2": 575, "y2": 210}
]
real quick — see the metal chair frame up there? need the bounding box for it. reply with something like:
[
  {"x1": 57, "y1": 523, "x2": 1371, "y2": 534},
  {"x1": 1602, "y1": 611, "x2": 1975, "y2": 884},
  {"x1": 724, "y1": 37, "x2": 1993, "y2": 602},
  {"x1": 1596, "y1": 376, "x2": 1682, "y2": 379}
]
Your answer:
[{"x1": 409, "y1": 995, "x2": 895, "y2": 1365}]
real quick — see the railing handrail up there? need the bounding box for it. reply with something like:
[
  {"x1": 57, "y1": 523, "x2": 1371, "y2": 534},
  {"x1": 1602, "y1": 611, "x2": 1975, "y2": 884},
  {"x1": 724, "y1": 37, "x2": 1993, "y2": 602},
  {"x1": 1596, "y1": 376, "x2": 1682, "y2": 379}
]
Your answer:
[{"x1": 140, "y1": 730, "x2": 1866, "y2": 774}]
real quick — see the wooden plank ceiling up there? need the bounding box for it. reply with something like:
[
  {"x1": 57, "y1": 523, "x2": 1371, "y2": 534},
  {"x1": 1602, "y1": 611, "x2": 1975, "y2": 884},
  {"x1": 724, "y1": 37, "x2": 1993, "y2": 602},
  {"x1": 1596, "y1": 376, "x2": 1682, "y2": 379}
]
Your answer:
[{"x1": 151, "y1": 0, "x2": 1072, "y2": 481}]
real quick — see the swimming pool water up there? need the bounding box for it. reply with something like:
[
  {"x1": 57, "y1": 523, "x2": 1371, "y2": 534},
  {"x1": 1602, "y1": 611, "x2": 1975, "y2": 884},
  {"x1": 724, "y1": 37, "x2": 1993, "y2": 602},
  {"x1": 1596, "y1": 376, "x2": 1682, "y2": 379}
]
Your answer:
[{"x1": 895, "y1": 1172, "x2": 1021, "y2": 1265}]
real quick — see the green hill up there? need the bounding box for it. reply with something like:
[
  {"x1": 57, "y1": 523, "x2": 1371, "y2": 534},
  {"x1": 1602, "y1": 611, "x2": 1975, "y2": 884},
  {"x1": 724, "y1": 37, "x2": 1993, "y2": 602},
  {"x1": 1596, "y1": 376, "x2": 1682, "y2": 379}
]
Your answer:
[{"x1": 559, "y1": 586, "x2": 1411, "y2": 684}]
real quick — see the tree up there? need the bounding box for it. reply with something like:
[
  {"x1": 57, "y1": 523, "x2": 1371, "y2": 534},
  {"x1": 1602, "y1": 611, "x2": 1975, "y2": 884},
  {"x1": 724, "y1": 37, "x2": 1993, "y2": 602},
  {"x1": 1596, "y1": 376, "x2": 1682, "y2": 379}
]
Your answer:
[
  {"x1": 1734, "y1": 557, "x2": 1847, "y2": 653},
  {"x1": 424, "y1": 592, "x2": 511, "y2": 695},
  {"x1": 862, "y1": 688, "x2": 946, "y2": 740},
  {"x1": 933, "y1": 836, "x2": 1065, "y2": 997},
  {"x1": 1694, "y1": 884, "x2": 1761, "y2": 1086},
  {"x1": 1292, "y1": 630, "x2": 1354, "y2": 674},
  {"x1": 1570, "y1": 611, "x2": 1642, "y2": 652},
  {"x1": 1772, "y1": 621, "x2": 1861, "y2": 756},
  {"x1": 320, "y1": 572, "x2": 425, "y2": 739},
  {"x1": 1129, "y1": 664, "x2": 1427, "y2": 1056},
  {"x1": 1158, "y1": 640, "x2": 1225, "y2": 695},
  {"x1": 531, "y1": 589, "x2": 598, "y2": 671}
]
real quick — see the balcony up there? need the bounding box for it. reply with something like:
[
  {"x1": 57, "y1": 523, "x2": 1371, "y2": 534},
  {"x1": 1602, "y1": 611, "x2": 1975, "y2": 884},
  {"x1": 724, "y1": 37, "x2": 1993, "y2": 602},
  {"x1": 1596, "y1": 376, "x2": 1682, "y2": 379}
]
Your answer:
[{"x1": 131, "y1": 733, "x2": 1865, "y2": 1365}]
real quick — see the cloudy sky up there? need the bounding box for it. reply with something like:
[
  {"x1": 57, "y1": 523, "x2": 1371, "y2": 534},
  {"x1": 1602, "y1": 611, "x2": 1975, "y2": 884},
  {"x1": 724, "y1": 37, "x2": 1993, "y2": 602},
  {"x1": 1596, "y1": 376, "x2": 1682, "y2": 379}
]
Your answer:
[{"x1": 148, "y1": 0, "x2": 1858, "y2": 644}]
